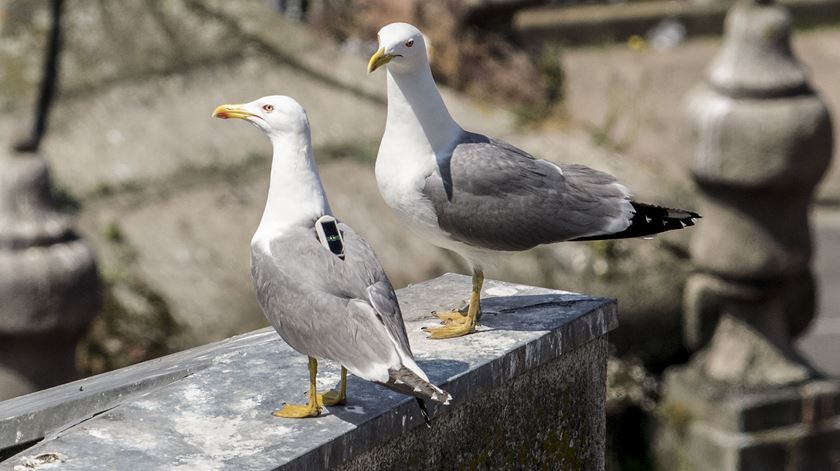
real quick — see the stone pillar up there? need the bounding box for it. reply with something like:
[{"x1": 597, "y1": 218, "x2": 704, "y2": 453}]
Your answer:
[
  {"x1": 683, "y1": 0, "x2": 833, "y2": 353},
  {"x1": 0, "y1": 150, "x2": 101, "y2": 400},
  {"x1": 657, "y1": 1, "x2": 838, "y2": 469}
]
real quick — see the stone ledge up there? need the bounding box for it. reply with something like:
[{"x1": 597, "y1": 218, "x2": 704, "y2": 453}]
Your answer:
[
  {"x1": 663, "y1": 362, "x2": 840, "y2": 434},
  {"x1": 0, "y1": 274, "x2": 617, "y2": 469},
  {"x1": 657, "y1": 365, "x2": 840, "y2": 470}
]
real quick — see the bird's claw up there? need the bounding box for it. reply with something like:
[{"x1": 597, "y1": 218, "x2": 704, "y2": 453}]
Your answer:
[
  {"x1": 431, "y1": 301, "x2": 469, "y2": 324},
  {"x1": 272, "y1": 402, "x2": 322, "y2": 418},
  {"x1": 422, "y1": 322, "x2": 476, "y2": 339},
  {"x1": 309, "y1": 389, "x2": 346, "y2": 407},
  {"x1": 432, "y1": 310, "x2": 470, "y2": 325}
]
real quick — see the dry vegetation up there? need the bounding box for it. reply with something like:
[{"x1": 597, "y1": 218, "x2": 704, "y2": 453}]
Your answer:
[{"x1": 307, "y1": 0, "x2": 565, "y2": 123}]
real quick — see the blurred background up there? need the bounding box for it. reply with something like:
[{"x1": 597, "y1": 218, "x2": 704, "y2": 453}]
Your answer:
[{"x1": 0, "y1": 0, "x2": 838, "y2": 468}]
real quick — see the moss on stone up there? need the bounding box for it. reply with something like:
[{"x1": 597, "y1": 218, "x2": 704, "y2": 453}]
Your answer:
[
  {"x1": 543, "y1": 427, "x2": 582, "y2": 470},
  {"x1": 339, "y1": 338, "x2": 606, "y2": 470}
]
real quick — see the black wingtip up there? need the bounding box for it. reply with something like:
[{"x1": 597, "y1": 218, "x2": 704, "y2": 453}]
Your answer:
[
  {"x1": 571, "y1": 202, "x2": 701, "y2": 242},
  {"x1": 416, "y1": 398, "x2": 432, "y2": 428}
]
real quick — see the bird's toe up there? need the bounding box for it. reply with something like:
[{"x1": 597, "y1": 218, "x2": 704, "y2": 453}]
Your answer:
[
  {"x1": 311, "y1": 389, "x2": 346, "y2": 407},
  {"x1": 272, "y1": 402, "x2": 322, "y2": 418},
  {"x1": 422, "y1": 322, "x2": 476, "y2": 339}
]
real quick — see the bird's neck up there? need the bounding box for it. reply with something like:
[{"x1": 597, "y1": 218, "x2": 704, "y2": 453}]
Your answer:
[
  {"x1": 255, "y1": 130, "x2": 331, "y2": 243},
  {"x1": 383, "y1": 64, "x2": 463, "y2": 159}
]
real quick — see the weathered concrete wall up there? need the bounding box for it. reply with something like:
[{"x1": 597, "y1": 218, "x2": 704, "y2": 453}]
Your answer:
[
  {"x1": 340, "y1": 338, "x2": 606, "y2": 470},
  {"x1": 0, "y1": 275, "x2": 616, "y2": 470}
]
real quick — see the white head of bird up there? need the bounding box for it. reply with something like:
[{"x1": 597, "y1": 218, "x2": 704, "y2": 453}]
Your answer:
[
  {"x1": 212, "y1": 95, "x2": 331, "y2": 242},
  {"x1": 368, "y1": 22, "x2": 429, "y2": 74},
  {"x1": 212, "y1": 95, "x2": 310, "y2": 139},
  {"x1": 367, "y1": 22, "x2": 462, "y2": 169}
]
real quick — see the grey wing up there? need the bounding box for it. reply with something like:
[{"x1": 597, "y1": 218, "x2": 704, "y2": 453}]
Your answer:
[
  {"x1": 424, "y1": 132, "x2": 633, "y2": 251},
  {"x1": 250, "y1": 226, "x2": 410, "y2": 381},
  {"x1": 340, "y1": 224, "x2": 414, "y2": 359}
]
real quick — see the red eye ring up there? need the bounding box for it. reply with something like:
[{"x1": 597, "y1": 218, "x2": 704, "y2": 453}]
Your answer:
[
  {"x1": 262, "y1": 104, "x2": 274, "y2": 112},
  {"x1": 405, "y1": 39, "x2": 414, "y2": 48}
]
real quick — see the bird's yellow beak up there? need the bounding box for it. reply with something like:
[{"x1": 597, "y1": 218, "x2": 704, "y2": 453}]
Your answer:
[
  {"x1": 212, "y1": 104, "x2": 254, "y2": 120},
  {"x1": 367, "y1": 47, "x2": 394, "y2": 73}
]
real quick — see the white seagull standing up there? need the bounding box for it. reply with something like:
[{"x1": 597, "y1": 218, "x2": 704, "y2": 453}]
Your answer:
[
  {"x1": 368, "y1": 23, "x2": 699, "y2": 339},
  {"x1": 213, "y1": 95, "x2": 451, "y2": 421}
]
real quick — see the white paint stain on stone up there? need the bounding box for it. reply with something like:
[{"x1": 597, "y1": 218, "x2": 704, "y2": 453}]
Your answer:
[
  {"x1": 212, "y1": 352, "x2": 237, "y2": 365},
  {"x1": 262, "y1": 424, "x2": 294, "y2": 437},
  {"x1": 174, "y1": 412, "x2": 265, "y2": 462},
  {"x1": 87, "y1": 428, "x2": 113, "y2": 442},
  {"x1": 134, "y1": 399, "x2": 158, "y2": 410},
  {"x1": 126, "y1": 428, "x2": 160, "y2": 451},
  {"x1": 486, "y1": 286, "x2": 518, "y2": 297},
  {"x1": 234, "y1": 396, "x2": 260, "y2": 412},
  {"x1": 183, "y1": 384, "x2": 208, "y2": 403}
]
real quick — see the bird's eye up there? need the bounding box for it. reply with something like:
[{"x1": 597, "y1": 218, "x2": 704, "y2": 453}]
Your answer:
[
  {"x1": 262, "y1": 104, "x2": 274, "y2": 112},
  {"x1": 405, "y1": 39, "x2": 414, "y2": 48}
]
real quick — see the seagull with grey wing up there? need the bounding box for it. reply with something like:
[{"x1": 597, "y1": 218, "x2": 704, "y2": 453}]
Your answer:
[
  {"x1": 368, "y1": 23, "x2": 700, "y2": 339},
  {"x1": 213, "y1": 95, "x2": 451, "y2": 421}
]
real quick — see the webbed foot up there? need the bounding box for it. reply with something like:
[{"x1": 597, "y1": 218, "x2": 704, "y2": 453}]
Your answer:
[
  {"x1": 311, "y1": 389, "x2": 346, "y2": 407},
  {"x1": 432, "y1": 301, "x2": 468, "y2": 324},
  {"x1": 272, "y1": 402, "x2": 321, "y2": 418},
  {"x1": 422, "y1": 321, "x2": 476, "y2": 339}
]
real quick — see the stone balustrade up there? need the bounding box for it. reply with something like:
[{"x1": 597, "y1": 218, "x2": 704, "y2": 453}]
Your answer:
[{"x1": 0, "y1": 274, "x2": 616, "y2": 470}]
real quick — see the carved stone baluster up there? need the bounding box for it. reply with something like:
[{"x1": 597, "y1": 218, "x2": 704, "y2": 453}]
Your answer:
[
  {"x1": 0, "y1": 150, "x2": 101, "y2": 400},
  {"x1": 657, "y1": 1, "x2": 838, "y2": 468}
]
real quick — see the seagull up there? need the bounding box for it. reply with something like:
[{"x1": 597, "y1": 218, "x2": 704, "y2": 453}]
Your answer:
[
  {"x1": 213, "y1": 95, "x2": 451, "y2": 421},
  {"x1": 368, "y1": 23, "x2": 700, "y2": 340}
]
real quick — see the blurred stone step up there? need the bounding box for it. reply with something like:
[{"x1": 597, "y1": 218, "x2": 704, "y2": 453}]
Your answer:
[{"x1": 513, "y1": 0, "x2": 840, "y2": 46}]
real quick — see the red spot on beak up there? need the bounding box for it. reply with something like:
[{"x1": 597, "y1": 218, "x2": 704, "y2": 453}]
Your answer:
[{"x1": 216, "y1": 112, "x2": 229, "y2": 119}]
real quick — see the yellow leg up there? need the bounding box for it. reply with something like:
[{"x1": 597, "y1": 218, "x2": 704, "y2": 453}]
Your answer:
[
  {"x1": 273, "y1": 357, "x2": 322, "y2": 418},
  {"x1": 311, "y1": 366, "x2": 347, "y2": 407},
  {"x1": 432, "y1": 300, "x2": 469, "y2": 323},
  {"x1": 423, "y1": 270, "x2": 484, "y2": 339}
]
